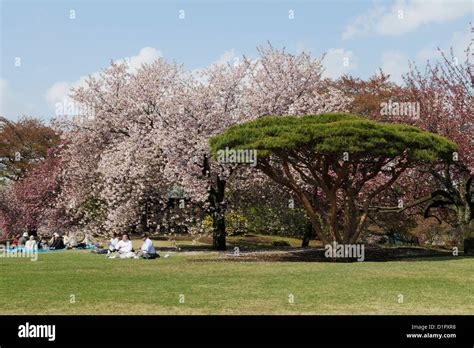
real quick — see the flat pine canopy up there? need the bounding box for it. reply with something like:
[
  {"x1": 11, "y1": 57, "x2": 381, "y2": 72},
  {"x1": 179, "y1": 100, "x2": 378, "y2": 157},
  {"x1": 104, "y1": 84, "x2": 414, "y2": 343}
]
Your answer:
[{"x1": 210, "y1": 113, "x2": 457, "y2": 161}]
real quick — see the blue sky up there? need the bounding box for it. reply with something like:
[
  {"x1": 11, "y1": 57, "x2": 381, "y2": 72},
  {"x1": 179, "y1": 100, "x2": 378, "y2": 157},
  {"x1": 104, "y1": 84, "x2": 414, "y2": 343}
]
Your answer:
[{"x1": 0, "y1": 0, "x2": 472, "y2": 121}]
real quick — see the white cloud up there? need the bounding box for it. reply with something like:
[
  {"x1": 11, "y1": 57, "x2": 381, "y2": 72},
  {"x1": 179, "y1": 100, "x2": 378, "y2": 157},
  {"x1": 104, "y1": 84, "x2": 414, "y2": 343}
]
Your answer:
[
  {"x1": 45, "y1": 81, "x2": 79, "y2": 109},
  {"x1": 417, "y1": 25, "x2": 471, "y2": 62},
  {"x1": 416, "y1": 46, "x2": 439, "y2": 62},
  {"x1": 116, "y1": 46, "x2": 162, "y2": 73},
  {"x1": 343, "y1": 0, "x2": 472, "y2": 39},
  {"x1": 381, "y1": 25, "x2": 471, "y2": 85},
  {"x1": 190, "y1": 49, "x2": 239, "y2": 82},
  {"x1": 342, "y1": 4, "x2": 386, "y2": 40},
  {"x1": 0, "y1": 78, "x2": 9, "y2": 115},
  {"x1": 322, "y1": 48, "x2": 358, "y2": 79},
  {"x1": 214, "y1": 49, "x2": 238, "y2": 66},
  {"x1": 449, "y1": 27, "x2": 472, "y2": 61},
  {"x1": 46, "y1": 47, "x2": 240, "y2": 116},
  {"x1": 0, "y1": 78, "x2": 35, "y2": 120},
  {"x1": 45, "y1": 47, "x2": 162, "y2": 114},
  {"x1": 381, "y1": 50, "x2": 409, "y2": 84}
]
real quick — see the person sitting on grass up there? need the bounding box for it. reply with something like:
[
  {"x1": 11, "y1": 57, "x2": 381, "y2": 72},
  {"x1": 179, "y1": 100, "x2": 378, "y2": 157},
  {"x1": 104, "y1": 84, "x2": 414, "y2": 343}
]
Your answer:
[
  {"x1": 39, "y1": 236, "x2": 49, "y2": 250},
  {"x1": 92, "y1": 232, "x2": 118, "y2": 254},
  {"x1": 24, "y1": 235, "x2": 38, "y2": 250},
  {"x1": 109, "y1": 232, "x2": 120, "y2": 252},
  {"x1": 50, "y1": 233, "x2": 65, "y2": 250},
  {"x1": 85, "y1": 233, "x2": 102, "y2": 249},
  {"x1": 18, "y1": 232, "x2": 28, "y2": 248},
  {"x1": 108, "y1": 233, "x2": 134, "y2": 259},
  {"x1": 64, "y1": 232, "x2": 78, "y2": 249},
  {"x1": 11, "y1": 234, "x2": 20, "y2": 248},
  {"x1": 136, "y1": 233, "x2": 159, "y2": 259}
]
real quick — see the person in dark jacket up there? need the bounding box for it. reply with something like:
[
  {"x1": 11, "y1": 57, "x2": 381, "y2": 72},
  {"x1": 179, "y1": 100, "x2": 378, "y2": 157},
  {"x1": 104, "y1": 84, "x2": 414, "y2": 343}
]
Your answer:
[
  {"x1": 39, "y1": 237, "x2": 49, "y2": 250},
  {"x1": 50, "y1": 233, "x2": 65, "y2": 250}
]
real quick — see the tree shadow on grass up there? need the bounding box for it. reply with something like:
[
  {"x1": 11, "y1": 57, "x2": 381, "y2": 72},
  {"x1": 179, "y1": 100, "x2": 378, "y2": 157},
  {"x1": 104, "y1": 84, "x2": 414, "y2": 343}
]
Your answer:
[
  {"x1": 148, "y1": 235, "x2": 471, "y2": 262},
  {"x1": 158, "y1": 245, "x2": 214, "y2": 252},
  {"x1": 191, "y1": 247, "x2": 473, "y2": 263},
  {"x1": 279, "y1": 247, "x2": 470, "y2": 263}
]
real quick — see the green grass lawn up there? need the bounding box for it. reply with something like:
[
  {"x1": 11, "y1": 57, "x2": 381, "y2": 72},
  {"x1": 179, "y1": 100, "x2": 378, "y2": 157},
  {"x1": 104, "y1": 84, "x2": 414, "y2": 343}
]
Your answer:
[{"x1": 0, "y1": 247, "x2": 473, "y2": 315}]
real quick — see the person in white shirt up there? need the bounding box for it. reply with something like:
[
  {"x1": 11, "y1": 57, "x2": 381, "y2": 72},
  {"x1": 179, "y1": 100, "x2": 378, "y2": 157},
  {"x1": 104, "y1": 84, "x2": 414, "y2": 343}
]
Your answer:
[
  {"x1": 110, "y1": 233, "x2": 134, "y2": 259},
  {"x1": 24, "y1": 235, "x2": 38, "y2": 250},
  {"x1": 108, "y1": 233, "x2": 119, "y2": 252},
  {"x1": 137, "y1": 233, "x2": 158, "y2": 259},
  {"x1": 64, "y1": 232, "x2": 78, "y2": 249},
  {"x1": 18, "y1": 232, "x2": 29, "y2": 248}
]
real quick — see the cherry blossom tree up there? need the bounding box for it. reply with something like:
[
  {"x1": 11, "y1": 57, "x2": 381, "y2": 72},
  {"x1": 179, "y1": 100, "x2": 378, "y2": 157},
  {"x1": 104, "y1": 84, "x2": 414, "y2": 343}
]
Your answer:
[
  {"x1": 158, "y1": 61, "x2": 250, "y2": 250},
  {"x1": 160, "y1": 43, "x2": 352, "y2": 249},
  {"x1": 333, "y1": 40, "x2": 473, "y2": 247},
  {"x1": 57, "y1": 43, "x2": 352, "y2": 250},
  {"x1": 388, "y1": 40, "x2": 474, "y2": 247},
  {"x1": 0, "y1": 146, "x2": 66, "y2": 238},
  {"x1": 58, "y1": 59, "x2": 184, "y2": 236}
]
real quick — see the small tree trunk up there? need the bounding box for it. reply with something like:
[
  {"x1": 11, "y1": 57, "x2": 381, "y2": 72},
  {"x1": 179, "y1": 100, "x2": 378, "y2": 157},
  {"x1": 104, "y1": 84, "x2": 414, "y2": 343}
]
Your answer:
[
  {"x1": 138, "y1": 211, "x2": 149, "y2": 234},
  {"x1": 210, "y1": 177, "x2": 227, "y2": 251},
  {"x1": 462, "y1": 220, "x2": 474, "y2": 254},
  {"x1": 301, "y1": 222, "x2": 313, "y2": 247},
  {"x1": 212, "y1": 210, "x2": 226, "y2": 250},
  {"x1": 464, "y1": 236, "x2": 474, "y2": 254}
]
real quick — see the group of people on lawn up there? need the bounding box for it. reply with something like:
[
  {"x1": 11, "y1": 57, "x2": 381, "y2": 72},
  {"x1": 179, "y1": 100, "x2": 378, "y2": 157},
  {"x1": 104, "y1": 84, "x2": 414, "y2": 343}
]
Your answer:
[
  {"x1": 11, "y1": 232, "x2": 87, "y2": 250},
  {"x1": 11, "y1": 231, "x2": 159, "y2": 259},
  {"x1": 99, "y1": 233, "x2": 158, "y2": 259}
]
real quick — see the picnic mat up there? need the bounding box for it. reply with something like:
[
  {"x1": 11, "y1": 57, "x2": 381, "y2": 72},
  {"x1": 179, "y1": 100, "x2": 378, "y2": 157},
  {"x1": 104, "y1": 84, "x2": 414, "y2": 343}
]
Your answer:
[{"x1": 5, "y1": 245, "x2": 94, "y2": 253}]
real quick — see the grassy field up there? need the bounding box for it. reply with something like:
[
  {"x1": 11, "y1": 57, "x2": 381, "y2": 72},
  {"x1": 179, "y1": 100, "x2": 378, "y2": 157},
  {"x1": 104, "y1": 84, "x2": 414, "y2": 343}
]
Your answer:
[{"x1": 1, "y1": 240, "x2": 473, "y2": 315}]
